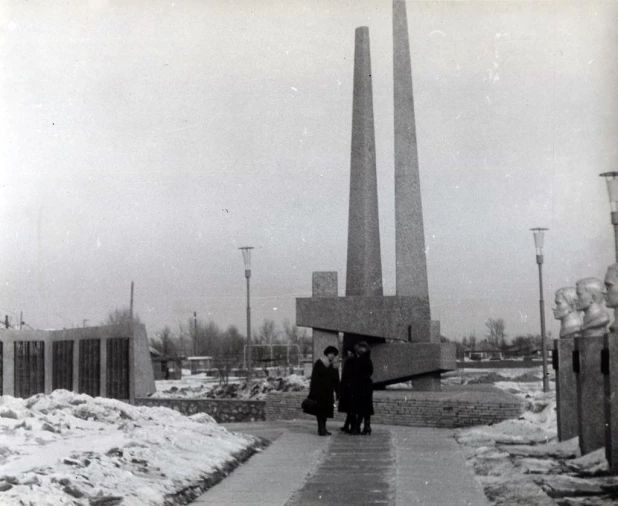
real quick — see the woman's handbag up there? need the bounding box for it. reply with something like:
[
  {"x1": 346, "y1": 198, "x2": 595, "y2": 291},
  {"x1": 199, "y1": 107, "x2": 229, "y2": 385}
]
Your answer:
[{"x1": 301, "y1": 397, "x2": 318, "y2": 415}]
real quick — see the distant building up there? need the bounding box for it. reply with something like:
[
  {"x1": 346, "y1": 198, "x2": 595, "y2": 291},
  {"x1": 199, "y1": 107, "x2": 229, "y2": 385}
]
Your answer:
[
  {"x1": 150, "y1": 347, "x2": 183, "y2": 380},
  {"x1": 463, "y1": 341, "x2": 504, "y2": 361},
  {"x1": 187, "y1": 356, "x2": 213, "y2": 375}
]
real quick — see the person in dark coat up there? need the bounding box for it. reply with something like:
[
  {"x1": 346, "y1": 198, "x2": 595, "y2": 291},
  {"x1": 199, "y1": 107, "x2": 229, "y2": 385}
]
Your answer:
[
  {"x1": 308, "y1": 346, "x2": 340, "y2": 436},
  {"x1": 351, "y1": 341, "x2": 374, "y2": 435},
  {"x1": 337, "y1": 348, "x2": 357, "y2": 433}
]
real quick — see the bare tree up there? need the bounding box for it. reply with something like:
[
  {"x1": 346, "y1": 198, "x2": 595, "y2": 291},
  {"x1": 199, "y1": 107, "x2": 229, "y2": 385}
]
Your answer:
[
  {"x1": 150, "y1": 326, "x2": 180, "y2": 358},
  {"x1": 194, "y1": 319, "x2": 222, "y2": 356},
  {"x1": 485, "y1": 318, "x2": 507, "y2": 350},
  {"x1": 257, "y1": 319, "x2": 280, "y2": 345},
  {"x1": 282, "y1": 318, "x2": 309, "y2": 364},
  {"x1": 222, "y1": 324, "x2": 244, "y2": 356},
  {"x1": 102, "y1": 307, "x2": 142, "y2": 326},
  {"x1": 282, "y1": 318, "x2": 307, "y2": 343},
  {"x1": 468, "y1": 334, "x2": 477, "y2": 351}
]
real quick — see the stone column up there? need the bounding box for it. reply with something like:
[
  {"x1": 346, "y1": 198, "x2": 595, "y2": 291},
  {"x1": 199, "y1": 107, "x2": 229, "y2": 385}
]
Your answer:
[
  {"x1": 393, "y1": 0, "x2": 429, "y2": 303},
  {"x1": 44, "y1": 338, "x2": 53, "y2": 395},
  {"x1": 72, "y1": 338, "x2": 80, "y2": 392},
  {"x1": 311, "y1": 272, "x2": 340, "y2": 363},
  {"x1": 3, "y1": 337, "x2": 14, "y2": 396},
  {"x1": 604, "y1": 333, "x2": 618, "y2": 470},
  {"x1": 346, "y1": 26, "x2": 383, "y2": 298},
  {"x1": 100, "y1": 338, "x2": 107, "y2": 398},
  {"x1": 553, "y1": 338, "x2": 578, "y2": 441},
  {"x1": 575, "y1": 336, "x2": 606, "y2": 454}
]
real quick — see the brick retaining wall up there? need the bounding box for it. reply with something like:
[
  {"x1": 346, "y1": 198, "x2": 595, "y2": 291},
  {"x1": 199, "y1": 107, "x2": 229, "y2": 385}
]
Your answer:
[
  {"x1": 137, "y1": 386, "x2": 525, "y2": 428},
  {"x1": 264, "y1": 389, "x2": 526, "y2": 428},
  {"x1": 135, "y1": 398, "x2": 266, "y2": 423}
]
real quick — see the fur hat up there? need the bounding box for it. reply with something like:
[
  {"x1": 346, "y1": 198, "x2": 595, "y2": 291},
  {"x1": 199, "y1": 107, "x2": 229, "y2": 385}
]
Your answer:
[{"x1": 323, "y1": 345, "x2": 339, "y2": 356}]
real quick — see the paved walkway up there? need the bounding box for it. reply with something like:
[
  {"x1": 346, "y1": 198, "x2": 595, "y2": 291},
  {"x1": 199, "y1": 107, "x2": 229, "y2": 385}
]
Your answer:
[{"x1": 193, "y1": 420, "x2": 490, "y2": 506}]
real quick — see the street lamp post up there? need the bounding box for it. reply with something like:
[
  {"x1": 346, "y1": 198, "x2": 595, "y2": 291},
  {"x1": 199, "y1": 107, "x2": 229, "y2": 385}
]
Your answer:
[
  {"x1": 239, "y1": 247, "x2": 254, "y2": 384},
  {"x1": 531, "y1": 227, "x2": 550, "y2": 393},
  {"x1": 599, "y1": 172, "x2": 618, "y2": 261}
]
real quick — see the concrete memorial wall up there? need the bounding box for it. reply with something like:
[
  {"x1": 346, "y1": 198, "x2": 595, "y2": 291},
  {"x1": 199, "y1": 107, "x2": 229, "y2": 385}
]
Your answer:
[{"x1": 0, "y1": 323, "x2": 155, "y2": 401}]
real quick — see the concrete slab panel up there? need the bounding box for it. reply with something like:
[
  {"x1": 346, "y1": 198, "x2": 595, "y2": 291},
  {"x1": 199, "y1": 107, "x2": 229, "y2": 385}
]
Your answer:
[
  {"x1": 554, "y1": 338, "x2": 578, "y2": 441},
  {"x1": 297, "y1": 295, "x2": 430, "y2": 342},
  {"x1": 312, "y1": 272, "x2": 338, "y2": 297},
  {"x1": 371, "y1": 342, "x2": 455, "y2": 386},
  {"x1": 575, "y1": 336, "x2": 606, "y2": 455}
]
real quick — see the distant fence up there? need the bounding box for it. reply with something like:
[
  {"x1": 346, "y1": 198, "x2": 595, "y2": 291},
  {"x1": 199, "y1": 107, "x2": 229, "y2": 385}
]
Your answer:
[{"x1": 457, "y1": 360, "x2": 544, "y2": 369}]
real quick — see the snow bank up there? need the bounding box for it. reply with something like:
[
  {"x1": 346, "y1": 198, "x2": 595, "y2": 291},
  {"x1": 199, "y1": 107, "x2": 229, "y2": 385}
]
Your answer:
[
  {"x1": 0, "y1": 390, "x2": 258, "y2": 505},
  {"x1": 152, "y1": 374, "x2": 309, "y2": 400},
  {"x1": 454, "y1": 373, "x2": 618, "y2": 505}
]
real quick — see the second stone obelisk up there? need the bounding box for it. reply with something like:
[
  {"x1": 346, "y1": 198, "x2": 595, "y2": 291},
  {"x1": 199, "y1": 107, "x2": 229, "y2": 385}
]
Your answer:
[
  {"x1": 346, "y1": 27, "x2": 383, "y2": 298},
  {"x1": 393, "y1": 0, "x2": 429, "y2": 304}
]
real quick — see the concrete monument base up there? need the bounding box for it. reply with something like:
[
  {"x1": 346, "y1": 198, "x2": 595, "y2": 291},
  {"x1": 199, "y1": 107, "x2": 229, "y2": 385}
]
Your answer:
[
  {"x1": 575, "y1": 335, "x2": 606, "y2": 455},
  {"x1": 553, "y1": 338, "x2": 578, "y2": 441},
  {"x1": 604, "y1": 333, "x2": 618, "y2": 471}
]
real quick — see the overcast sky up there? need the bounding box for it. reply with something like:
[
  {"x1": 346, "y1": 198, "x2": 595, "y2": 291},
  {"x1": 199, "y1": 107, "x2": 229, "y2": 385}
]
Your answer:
[{"x1": 1, "y1": 0, "x2": 618, "y2": 341}]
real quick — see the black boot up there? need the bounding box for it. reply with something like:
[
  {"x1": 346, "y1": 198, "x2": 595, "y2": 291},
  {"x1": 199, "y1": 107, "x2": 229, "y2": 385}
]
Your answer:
[
  {"x1": 340, "y1": 413, "x2": 352, "y2": 433},
  {"x1": 349, "y1": 414, "x2": 361, "y2": 435},
  {"x1": 361, "y1": 416, "x2": 372, "y2": 435},
  {"x1": 317, "y1": 417, "x2": 330, "y2": 436}
]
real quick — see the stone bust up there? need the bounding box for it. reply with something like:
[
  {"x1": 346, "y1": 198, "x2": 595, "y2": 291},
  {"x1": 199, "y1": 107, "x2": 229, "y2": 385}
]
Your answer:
[
  {"x1": 576, "y1": 277, "x2": 610, "y2": 337},
  {"x1": 604, "y1": 263, "x2": 618, "y2": 331},
  {"x1": 552, "y1": 287, "x2": 582, "y2": 338}
]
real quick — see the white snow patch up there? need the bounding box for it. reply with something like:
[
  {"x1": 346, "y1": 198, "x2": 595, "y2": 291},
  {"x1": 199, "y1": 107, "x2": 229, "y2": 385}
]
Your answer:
[{"x1": 0, "y1": 390, "x2": 256, "y2": 505}]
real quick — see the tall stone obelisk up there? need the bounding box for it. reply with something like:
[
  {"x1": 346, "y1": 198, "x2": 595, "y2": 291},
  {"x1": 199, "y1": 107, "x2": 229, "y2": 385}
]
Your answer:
[
  {"x1": 393, "y1": 0, "x2": 429, "y2": 305},
  {"x1": 346, "y1": 27, "x2": 383, "y2": 298}
]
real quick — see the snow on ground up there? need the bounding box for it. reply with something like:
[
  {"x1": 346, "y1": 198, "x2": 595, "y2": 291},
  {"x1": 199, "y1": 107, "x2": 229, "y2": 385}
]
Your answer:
[
  {"x1": 0, "y1": 390, "x2": 262, "y2": 506},
  {"x1": 454, "y1": 367, "x2": 618, "y2": 505},
  {"x1": 151, "y1": 374, "x2": 309, "y2": 400}
]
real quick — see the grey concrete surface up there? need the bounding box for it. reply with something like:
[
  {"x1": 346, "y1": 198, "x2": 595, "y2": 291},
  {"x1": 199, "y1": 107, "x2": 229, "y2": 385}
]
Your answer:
[
  {"x1": 193, "y1": 421, "x2": 330, "y2": 506},
  {"x1": 192, "y1": 420, "x2": 490, "y2": 506},
  {"x1": 392, "y1": 426, "x2": 490, "y2": 506}
]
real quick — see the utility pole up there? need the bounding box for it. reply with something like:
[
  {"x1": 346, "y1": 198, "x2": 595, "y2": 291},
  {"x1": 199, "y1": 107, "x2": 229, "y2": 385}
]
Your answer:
[
  {"x1": 129, "y1": 281, "x2": 135, "y2": 322},
  {"x1": 193, "y1": 311, "x2": 198, "y2": 356}
]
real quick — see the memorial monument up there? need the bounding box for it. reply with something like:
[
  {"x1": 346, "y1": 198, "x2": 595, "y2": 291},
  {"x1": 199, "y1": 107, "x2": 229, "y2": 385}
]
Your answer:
[
  {"x1": 296, "y1": 0, "x2": 455, "y2": 390},
  {"x1": 553, "y1": 287, "x2": 582, "y2": 339},
  {"x1": 576, "y1": 277, "x2": 610, "y2": 337},
  {"x1": 552, "y1": 287, "x2": 580, "y2": 441},
  {"x1": 573, "y1": 276, "x2": 609, "y2": 454},
  {"x1": 603, "y1": 264, "x2": 618, "y2": 470}
]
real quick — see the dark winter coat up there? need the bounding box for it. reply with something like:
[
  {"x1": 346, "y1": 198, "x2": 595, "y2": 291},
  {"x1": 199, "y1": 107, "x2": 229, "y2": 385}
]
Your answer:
[
  {"x1": 308, "y1": 359, "x2": 340, "y2": 418},
  {"x1": 337, "y1": 356, "x2": 356, "y2": 413},
  {"x1": 352, "y1": 352, "x2": 374, "y2": 416}
]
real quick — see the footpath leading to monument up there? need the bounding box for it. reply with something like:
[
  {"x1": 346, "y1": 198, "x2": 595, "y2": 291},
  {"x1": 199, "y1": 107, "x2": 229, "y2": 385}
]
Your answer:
[{"x1": 193, "y1": 420, "x2": 490, "y2": 506}]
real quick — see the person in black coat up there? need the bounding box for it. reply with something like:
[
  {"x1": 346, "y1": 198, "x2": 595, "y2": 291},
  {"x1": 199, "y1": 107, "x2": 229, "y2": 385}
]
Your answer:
[
  {"x1": 337, "y1": 348, "x2": 357, "y2": 433},
  {"x1": 308, "y1": 346, "x2": 340, "y2": 436},
  {"x1": 351, "y1": 341, "x2": 374, "y2": 435}
]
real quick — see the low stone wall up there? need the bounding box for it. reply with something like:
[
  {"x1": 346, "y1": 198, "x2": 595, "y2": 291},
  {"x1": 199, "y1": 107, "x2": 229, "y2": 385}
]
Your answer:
[
  {"x1": 136, "y1": 385, "x2": 525, "y2": 428},
  {"x1": 135, "y1": 398, "x2": 265, "y2": 423},
  {"x1": 264, "y1": 387, "x2": 526, "y2": 428}
]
